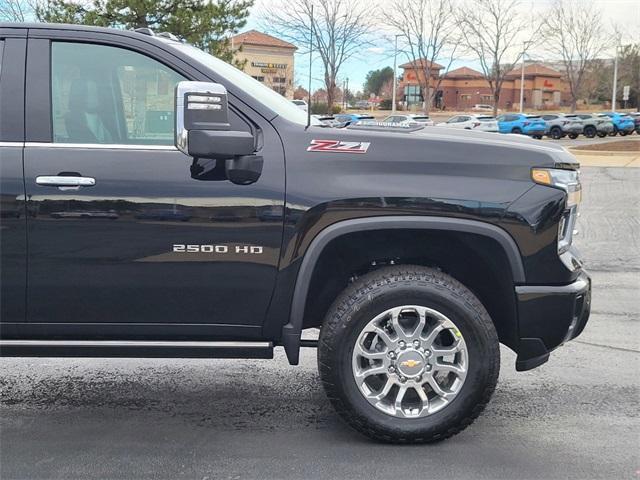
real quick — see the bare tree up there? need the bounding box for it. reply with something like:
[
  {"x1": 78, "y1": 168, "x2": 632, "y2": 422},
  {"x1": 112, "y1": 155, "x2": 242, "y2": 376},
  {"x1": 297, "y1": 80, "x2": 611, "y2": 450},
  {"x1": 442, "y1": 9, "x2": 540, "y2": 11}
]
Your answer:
[
  {"x1": 543, "y1": 0, "x2": 609, "y2": 112},
  {"x1": 0, "y1": 0, "x2": 35, "y2": 21},
  {"x1": 457, "y1": 0, "x2": 538, "y2": 115},
  {"x1": 383, "y1": 0, "x2": 458, "y2": 113},
  {"x1": 262, "y1": 0, "x2": 372, "y2": 111}
]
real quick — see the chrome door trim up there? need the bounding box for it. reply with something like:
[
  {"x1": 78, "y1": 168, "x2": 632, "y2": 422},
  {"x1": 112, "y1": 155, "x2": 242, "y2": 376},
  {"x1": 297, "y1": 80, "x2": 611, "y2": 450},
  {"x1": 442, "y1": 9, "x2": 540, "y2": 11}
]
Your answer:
[
  {"x1": 0, "y1": 340, "x2": 272, "y2": 348},
  {"x1": 0, "y1": 142, "x2": 24, "y2": 147},
  {"x1": 25, "y1": 142, "x2": 179, "y2": 151}
]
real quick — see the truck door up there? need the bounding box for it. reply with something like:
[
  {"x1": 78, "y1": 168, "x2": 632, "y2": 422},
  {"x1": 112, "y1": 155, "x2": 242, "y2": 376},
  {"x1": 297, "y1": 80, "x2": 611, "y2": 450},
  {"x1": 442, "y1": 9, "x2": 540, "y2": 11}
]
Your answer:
[
  {"x1": 0, "y1": 31, "x2": 27, "y2": 334},
  {"x1": 22, "y1": 35, "x2": 285, "y2": 339}
]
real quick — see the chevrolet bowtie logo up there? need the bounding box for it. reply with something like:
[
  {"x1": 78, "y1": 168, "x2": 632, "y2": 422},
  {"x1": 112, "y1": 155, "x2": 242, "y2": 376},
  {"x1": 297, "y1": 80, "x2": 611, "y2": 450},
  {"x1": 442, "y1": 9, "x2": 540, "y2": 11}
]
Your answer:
[{"x1": 400, "y1": 359, "x2": 422, "y2": 368}]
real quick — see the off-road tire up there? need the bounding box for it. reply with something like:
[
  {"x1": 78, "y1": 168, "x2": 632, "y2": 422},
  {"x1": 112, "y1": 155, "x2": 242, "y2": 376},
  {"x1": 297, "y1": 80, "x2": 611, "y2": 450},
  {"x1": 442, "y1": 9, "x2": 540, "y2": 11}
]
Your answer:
[
  {"x1": 584, "y1": 125, "x2": 596, "y2": 138},
  {"x1": 550, "y1": 126, "x2": 563, "y2": 139},
  {"x1": 318, "y1": 265, "x2": 500, "y2": 444}
]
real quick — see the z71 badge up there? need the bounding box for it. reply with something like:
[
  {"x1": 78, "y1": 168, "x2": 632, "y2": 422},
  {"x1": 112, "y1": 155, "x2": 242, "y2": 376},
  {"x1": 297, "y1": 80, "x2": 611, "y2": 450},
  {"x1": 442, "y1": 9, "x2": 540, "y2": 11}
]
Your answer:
[{"x1": 307, "y1": 139, "x2": 370, "y2": 154}]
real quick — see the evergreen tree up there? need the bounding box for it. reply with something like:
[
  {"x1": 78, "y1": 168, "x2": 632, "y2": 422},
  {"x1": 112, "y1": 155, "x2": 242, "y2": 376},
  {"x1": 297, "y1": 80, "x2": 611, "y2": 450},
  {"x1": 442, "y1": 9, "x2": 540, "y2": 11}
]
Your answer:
[{"x1": 36, "y1": 0, "x2": 253, "y2": 66}]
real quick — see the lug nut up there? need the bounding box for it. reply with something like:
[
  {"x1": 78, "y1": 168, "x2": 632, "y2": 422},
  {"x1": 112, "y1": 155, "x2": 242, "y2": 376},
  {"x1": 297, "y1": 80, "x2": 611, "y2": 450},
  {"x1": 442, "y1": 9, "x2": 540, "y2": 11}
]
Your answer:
[
  {"x1": 388, "y1": 351, "x2": 396, "y2": 359},
  {"x1": 399, "y1": 341, "x2": 406, "y2": 349},
  {"x1": 388, "y1": 366, "x2": 396, "y2": 374},
  {"x1": 416, "y1": 375, "x2": 422, "y2": 383},
  {"x1": 424, "y1": 349, "x2": 431, "y2": 356},
  {"x1": 425, "y1": 365, "x2": 432, "y2": 372},
  {"x1": 399, "y1": 376, "x2": 406, "y2": 383},
  {"x1": 413, "y1": 340, "x2": 421, "y2": 348}
]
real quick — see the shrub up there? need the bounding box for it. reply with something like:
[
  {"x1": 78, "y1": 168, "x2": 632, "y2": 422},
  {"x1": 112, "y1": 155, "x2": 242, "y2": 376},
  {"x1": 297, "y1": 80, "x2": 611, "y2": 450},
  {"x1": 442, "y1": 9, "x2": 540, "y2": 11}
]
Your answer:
[{"x1": 379, "y1": 99, "x2": 392, "y2": 110}]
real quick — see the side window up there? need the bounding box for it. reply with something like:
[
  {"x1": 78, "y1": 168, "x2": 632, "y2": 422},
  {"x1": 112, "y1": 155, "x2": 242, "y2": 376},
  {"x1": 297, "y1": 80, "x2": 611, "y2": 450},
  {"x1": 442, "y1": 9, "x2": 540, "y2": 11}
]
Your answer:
[{"x1": 51, "y1": 42, "x2": 186, "y2": 145}]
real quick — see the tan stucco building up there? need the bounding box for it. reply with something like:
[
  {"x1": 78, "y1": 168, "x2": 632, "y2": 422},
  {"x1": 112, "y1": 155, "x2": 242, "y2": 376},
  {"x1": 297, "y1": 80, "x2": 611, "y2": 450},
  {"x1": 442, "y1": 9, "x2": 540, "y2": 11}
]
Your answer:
[{"x1": 231, "y1": 30, "x2": 297, "y2": 99}]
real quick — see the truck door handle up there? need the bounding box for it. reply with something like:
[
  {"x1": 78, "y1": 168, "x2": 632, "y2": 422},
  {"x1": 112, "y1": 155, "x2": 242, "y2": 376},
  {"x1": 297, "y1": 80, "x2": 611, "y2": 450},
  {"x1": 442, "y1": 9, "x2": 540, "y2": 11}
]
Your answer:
[{"x1": 36, "y1": 175, "x2": 96, "y2": 188}]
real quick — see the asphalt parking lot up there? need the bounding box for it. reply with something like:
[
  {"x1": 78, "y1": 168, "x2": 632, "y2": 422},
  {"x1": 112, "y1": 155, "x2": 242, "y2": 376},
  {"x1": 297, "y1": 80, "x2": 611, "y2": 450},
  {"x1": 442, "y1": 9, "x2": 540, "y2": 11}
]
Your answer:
[{"x1": 1, "y1": 167, "x2": 639, "y2": 480}]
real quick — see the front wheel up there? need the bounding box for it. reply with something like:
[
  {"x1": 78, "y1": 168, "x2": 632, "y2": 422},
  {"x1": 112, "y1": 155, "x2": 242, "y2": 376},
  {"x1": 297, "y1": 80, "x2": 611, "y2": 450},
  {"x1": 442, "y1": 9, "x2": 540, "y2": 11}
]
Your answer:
[
  {"x1": 550, "y1": 126, "x2": 563, "y2": 139},
  {"x1": 318, "y1": 265, "x2": 500, "y2": 443},
  {"x1": 597, "y1": 131, "x2": 608, "y2": 138},
  {"x1": 568, "y1": 133, "x2": 578, "y2": 139},
  {"x1": 584, "y1": 125, "x2": 596, "y2": 138}
]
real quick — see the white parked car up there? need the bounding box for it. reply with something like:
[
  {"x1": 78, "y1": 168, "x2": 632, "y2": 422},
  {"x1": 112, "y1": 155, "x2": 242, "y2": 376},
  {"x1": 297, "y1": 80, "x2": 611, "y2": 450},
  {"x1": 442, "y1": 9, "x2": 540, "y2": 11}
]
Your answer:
[
  {"x1": 381, "y1": 114, "x2": 434, "y2": 126},
  {"x1": 436, "y1": 114, "x2": 499, "y2": 132},
  {"x1": 291, "y1": 99, "x2": 308, "y2": 112},
  {"x1": 471, "y1": 104, "x2": 498, "y2": 113}
]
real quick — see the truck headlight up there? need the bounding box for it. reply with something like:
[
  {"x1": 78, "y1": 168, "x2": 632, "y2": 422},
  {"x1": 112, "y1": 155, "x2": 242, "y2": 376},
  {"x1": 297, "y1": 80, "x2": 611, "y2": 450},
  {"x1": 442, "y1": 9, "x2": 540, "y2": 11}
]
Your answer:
[{"x1": 531, "y1": 168, "x2": 581, "y2": 253}]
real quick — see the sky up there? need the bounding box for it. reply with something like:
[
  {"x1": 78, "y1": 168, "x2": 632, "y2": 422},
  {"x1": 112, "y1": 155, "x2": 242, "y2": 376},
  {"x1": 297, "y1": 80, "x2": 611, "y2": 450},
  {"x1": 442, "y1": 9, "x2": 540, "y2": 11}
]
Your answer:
[{"x1": 247, "y1": 0, "x2": 640, "y2": 92}]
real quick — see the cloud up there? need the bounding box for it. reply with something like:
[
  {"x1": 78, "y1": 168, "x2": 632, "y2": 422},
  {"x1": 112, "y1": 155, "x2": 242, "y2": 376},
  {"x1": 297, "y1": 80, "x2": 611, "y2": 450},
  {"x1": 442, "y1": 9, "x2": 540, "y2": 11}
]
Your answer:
[{"x1": 366, "y1": 47, "x2": 385, "y2": 55}]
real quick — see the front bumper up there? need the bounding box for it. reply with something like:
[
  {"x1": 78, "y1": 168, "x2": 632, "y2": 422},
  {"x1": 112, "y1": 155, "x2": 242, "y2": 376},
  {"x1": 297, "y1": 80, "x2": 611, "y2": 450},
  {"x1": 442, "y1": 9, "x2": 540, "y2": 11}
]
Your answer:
[{"x1": 514, "y1": 271, "x2": 591, "y2": 371}]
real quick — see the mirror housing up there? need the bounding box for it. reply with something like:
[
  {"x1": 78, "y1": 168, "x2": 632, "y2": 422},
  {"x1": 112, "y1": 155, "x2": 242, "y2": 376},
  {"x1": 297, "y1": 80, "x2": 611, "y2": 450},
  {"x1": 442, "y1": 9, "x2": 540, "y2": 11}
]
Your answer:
[{"x1": 175, "y1": 81, "x2": 255, "y2": 159}]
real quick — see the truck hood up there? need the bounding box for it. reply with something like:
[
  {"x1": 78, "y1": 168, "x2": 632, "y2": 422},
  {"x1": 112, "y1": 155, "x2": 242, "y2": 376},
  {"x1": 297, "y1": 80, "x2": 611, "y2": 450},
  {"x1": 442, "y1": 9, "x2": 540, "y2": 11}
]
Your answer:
[{"x1": 323, "y1": 123, "x2": 580, "y2": 173}]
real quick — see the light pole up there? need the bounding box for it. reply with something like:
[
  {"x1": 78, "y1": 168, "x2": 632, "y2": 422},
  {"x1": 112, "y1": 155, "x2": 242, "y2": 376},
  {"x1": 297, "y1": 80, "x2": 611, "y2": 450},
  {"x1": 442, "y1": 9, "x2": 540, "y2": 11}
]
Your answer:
[
  {"x1": 519, "y1": 45, "x2": 526, "y2": 113},
  {"x1": 307, "y1": 4, "x2": 314, "y2": 127},
  {"x1": 612, "y1": 43, "x2": 619, "y2": 111},
  {"x1": 392, "y1": 34, "x2": 401, "y2": 114},
  {"x1": 346, "y1": 77, "x2": 349, "y2": 110}
]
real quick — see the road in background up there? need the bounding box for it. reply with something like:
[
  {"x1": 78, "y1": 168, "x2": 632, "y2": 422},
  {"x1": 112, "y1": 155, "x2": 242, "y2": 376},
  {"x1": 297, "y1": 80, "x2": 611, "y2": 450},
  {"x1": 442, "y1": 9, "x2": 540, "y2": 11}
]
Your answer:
[{"x1": 1, "y1": 167, "x2": 638, "y2": 480}]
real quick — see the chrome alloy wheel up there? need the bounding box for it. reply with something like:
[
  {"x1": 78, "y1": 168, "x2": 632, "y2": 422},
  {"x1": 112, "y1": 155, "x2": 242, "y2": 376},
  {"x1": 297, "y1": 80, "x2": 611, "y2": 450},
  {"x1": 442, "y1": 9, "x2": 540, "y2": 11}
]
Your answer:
[{"x1": 351, "y1": 305, "x2": 468, "y2": 418}]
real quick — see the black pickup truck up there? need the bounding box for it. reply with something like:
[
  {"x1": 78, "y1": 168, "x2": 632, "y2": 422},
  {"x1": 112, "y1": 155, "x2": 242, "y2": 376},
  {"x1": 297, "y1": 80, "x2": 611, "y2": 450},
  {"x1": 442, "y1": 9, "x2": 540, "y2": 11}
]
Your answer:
[{"x1": 0, "y1": 23, "x2": 591, "y2": 443}]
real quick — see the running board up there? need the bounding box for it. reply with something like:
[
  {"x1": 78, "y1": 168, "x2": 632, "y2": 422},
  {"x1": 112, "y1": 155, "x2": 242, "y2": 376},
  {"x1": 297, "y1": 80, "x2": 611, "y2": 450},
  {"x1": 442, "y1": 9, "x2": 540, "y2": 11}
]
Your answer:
[{"x1": 0, "y1": 340, "x2": 273, "y2": 359}]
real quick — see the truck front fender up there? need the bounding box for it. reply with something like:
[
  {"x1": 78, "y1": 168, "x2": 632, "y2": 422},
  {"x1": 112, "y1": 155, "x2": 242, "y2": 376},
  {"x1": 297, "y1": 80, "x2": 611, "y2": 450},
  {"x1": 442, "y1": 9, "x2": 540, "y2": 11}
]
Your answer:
[{"x1": 281, "y1": 216, "x2": 525, "y2": 364}]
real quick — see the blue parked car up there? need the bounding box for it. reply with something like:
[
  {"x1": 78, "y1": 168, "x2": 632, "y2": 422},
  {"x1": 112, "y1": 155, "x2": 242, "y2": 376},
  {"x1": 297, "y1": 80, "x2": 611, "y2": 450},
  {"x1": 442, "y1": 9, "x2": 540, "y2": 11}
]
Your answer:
[
  {"x1": 596, "y1": 112, "x2": 635, "y2": 136},
  {"x1": 333, "y1": 113, "x2": 375, "y2": 126},
  {"x1": 496, "y1": 113, "x2": 548, "y2": 138}
]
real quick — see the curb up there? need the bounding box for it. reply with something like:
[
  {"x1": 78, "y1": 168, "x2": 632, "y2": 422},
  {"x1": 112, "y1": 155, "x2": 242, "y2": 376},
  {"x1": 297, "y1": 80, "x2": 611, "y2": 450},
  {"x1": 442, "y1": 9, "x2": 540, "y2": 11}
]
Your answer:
[{"x1": 569, "y1": 149, "x2": 639, "y2": 157}]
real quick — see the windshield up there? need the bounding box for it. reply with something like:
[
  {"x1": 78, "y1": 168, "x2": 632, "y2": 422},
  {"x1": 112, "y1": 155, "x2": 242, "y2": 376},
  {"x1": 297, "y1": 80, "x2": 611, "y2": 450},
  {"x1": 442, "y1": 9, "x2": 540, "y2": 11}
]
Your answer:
[{"x1": 170, "y1": 43, "x2": 319, "y2": 126}]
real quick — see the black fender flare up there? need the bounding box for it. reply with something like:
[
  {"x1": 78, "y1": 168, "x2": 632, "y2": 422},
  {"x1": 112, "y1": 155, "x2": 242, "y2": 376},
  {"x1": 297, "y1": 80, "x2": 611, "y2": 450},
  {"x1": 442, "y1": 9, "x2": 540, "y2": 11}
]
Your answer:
[{"x1": 281, "y1": 215, "x2": 525, "y2": 364}]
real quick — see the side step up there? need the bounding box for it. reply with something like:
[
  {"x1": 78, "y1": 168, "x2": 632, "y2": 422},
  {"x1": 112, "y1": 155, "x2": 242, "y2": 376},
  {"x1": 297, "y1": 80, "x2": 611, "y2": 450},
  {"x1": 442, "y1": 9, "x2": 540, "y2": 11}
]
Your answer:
[{"x1": 0, "y1": 340, "x2": 273, "y2": 359}]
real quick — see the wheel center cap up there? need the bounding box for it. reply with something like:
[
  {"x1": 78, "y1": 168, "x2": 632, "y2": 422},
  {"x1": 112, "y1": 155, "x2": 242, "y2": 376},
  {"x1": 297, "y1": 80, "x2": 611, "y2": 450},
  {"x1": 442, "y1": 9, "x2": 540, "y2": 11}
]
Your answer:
[{"x1": 396, "y1": 350, "x2": 426, "y2": 377}]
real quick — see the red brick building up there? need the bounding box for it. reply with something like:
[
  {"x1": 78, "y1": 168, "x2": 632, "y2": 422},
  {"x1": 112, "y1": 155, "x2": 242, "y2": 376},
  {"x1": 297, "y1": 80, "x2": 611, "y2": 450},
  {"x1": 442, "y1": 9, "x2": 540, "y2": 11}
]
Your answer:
[{"x1": 399, "y1": 59, "x2": 570, "y2": 110}]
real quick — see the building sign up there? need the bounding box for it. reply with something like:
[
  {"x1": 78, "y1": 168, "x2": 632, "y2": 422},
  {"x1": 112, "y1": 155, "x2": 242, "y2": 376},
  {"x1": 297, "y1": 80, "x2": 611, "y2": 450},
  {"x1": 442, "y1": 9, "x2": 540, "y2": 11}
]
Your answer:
[
  {"x1": 543, "y1": 79, "x2": 554, "y2": 88},
  {"x1": 251, "y1": 61, "x2": 287, "y2": 69},
  {"x1": 261, "y1": 68, "x2": 278, "y2": 74}
]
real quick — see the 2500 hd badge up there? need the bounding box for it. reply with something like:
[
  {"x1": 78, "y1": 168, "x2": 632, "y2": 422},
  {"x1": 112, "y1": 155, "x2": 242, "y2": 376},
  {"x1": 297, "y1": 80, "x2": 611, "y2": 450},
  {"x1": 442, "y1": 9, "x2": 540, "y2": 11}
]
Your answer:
[{"x1": 173, "y1": 244, "x2": 264, "y2": 254}]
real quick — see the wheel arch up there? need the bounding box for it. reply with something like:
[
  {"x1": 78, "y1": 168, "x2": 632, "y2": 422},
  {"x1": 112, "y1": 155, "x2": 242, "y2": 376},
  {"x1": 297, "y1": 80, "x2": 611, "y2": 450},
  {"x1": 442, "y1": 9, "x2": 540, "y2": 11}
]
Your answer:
[{"x1": 281, "y1": 216, "x2": 525, "y2": 364}]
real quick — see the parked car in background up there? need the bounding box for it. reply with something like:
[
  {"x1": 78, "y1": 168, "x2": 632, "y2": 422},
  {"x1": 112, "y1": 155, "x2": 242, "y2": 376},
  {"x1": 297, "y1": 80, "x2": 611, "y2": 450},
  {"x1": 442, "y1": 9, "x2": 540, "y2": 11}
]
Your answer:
[
  {"x1": 563, "y1": 113, "x2": 613, "y2": 138},
  {"x1": 471, "y1": 104, "x2": 498, "y2": 113},
  {"x1": 311, "y1": 114, "x2": 342, "y2": 128},
  {"x1": 629, "y1": 112, "x2": 640, "y2": 134},
  {"x1": 354, "y1": 100, "x2": 370, "y2": 109},
  {"x1": 597, "y1": 112, "x2": 635, "y2": 136},
  {"x1": 540, "y1": 113, "x2": 584, "y2": 140},
  {"x1": 496, "y1": 113, "x2": 547, "y2": 138},
  {"x1": 333, "y1": 113, "x2": 375, "y2": 126},
  {"x1": 436, "y1": 114, "x2": 498, "y2": 132},
  {"x1": 291, "y1": 99, "x2": 308, "y2": 112},
  {"x1": 382, "y1": 113, "x2": 435, "y2": 127}
]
